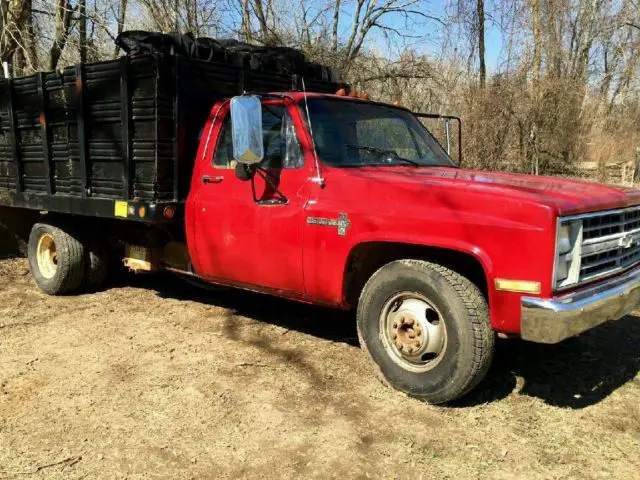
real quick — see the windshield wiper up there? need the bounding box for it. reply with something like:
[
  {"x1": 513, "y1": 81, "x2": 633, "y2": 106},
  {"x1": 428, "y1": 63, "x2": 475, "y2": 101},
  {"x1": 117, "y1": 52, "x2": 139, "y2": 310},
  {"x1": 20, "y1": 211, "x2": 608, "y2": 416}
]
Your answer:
[
  {"x1": 346, "y1": 145, "x2": 421, "y2": 167},
  {"x1": 388, "y1": 156, "x2": 422, "y2": 167}
]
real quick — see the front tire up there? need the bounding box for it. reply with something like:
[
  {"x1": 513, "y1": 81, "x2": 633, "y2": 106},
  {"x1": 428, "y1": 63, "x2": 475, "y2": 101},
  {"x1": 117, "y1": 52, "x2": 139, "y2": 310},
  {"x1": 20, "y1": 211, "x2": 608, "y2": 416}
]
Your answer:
[
  {"x1": 28, "y1": 223, "x2": 85, "y2": 295},
  {"x1": 357, "y1": 259, "x2": 494, "y2": 404}
]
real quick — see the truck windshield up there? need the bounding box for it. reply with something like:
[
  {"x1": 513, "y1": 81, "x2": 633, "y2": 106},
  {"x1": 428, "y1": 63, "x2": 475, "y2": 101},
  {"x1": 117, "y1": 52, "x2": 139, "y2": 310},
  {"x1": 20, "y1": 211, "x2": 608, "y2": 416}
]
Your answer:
[{"x1": 304, "y1": 99, "x2": 456, "y2": 168}]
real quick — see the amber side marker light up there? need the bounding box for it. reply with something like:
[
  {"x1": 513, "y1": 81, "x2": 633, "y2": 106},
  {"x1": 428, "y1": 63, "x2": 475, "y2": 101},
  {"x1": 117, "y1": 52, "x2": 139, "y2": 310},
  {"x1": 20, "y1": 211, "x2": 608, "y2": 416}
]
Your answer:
[{"x1": 495, "y1": 279, "x2": 541, "y2": 294}]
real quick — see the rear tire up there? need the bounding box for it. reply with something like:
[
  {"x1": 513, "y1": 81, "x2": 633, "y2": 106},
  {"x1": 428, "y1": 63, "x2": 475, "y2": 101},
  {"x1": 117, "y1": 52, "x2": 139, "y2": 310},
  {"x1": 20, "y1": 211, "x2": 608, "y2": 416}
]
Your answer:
[
  {"x1": 28, "y1": 223, "x2": 85, "y2": 295},
  {"x1": 357, "y1": 259, "x2": 494, "y2": 404}
]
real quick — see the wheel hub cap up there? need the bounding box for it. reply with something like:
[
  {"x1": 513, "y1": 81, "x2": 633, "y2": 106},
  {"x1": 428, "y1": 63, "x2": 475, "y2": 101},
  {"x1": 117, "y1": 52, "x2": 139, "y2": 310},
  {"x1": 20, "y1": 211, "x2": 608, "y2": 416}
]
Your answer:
[
  {"x1": 36, "y1": 233, "x2": 58, "y2": 279},
  {"x1": 381, "y1": 294, "x2": 447, "y2": 373}
]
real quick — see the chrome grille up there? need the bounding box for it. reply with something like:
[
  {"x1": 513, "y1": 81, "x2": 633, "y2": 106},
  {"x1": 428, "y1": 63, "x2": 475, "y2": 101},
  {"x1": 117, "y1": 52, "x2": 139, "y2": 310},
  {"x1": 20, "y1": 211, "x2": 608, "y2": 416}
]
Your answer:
[{"x1": 579, "y1": 206, "x2": 640, "y2": 282}]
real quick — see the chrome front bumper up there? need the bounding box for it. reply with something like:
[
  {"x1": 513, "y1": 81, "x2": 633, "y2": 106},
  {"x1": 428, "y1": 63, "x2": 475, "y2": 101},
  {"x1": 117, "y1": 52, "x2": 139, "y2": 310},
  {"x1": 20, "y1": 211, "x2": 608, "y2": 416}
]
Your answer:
[{"x1": 521, "y1": 267, "x2": 640, "y2": 344}]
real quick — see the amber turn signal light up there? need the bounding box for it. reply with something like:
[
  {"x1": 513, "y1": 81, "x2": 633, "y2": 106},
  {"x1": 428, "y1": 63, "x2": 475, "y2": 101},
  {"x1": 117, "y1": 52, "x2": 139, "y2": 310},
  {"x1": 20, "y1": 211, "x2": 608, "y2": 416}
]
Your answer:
[{"x1": 335, "y1": 88, "x2": 371, "y2": 101}]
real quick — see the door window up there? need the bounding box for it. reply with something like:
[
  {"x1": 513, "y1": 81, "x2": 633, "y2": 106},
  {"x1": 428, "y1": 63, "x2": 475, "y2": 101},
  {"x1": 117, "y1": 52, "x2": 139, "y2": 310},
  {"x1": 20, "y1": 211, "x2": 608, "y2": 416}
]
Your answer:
[{"x1": 213, "y1": 105, "x2": 303, "y2": 169}]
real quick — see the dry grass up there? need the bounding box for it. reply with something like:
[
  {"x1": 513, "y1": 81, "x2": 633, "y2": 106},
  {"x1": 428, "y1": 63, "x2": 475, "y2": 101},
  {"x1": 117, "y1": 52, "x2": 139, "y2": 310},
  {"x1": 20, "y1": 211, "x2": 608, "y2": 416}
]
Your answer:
[{"x1": 0, "y1": 257, "x2": 639, "y2": 479}]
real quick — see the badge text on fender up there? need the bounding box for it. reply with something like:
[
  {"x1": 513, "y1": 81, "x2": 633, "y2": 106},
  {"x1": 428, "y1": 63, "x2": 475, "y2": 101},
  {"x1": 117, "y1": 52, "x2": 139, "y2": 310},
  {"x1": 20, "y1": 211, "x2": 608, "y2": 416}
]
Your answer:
[{"x1": 307, "y1": 213, "x2": 351, "y2": 236}]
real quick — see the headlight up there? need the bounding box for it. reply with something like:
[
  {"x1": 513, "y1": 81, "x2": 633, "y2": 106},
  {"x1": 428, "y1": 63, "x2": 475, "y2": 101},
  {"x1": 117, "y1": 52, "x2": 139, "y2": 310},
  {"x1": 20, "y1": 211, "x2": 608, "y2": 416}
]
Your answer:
[
  {"x1": 557, "y1": 224, "x2": 572, "y2": 255},
  {"x1": 554, "y1": 219, "x2": 583, "y2": 289}
]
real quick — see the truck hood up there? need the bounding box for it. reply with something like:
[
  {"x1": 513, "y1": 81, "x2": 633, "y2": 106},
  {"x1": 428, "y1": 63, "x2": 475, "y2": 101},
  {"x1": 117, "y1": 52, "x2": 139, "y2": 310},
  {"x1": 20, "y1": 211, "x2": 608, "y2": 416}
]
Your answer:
[{"x1": 341, "y1": 166, "x2": 640, "y2": 216}]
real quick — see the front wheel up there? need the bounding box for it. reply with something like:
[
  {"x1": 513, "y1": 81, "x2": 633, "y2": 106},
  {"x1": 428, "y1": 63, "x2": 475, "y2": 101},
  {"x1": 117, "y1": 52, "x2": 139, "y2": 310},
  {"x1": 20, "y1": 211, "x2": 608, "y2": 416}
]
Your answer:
[{"x1": 357, "y1": 259, "x2": 494, "y2": 404}]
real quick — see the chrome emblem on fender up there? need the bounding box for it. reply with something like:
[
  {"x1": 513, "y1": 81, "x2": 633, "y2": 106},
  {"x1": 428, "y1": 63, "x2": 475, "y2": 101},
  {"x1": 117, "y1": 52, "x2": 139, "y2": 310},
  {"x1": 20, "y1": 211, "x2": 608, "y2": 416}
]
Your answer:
[{"x1": 307, "y1": 213, "x2": 351, "y2": 236}]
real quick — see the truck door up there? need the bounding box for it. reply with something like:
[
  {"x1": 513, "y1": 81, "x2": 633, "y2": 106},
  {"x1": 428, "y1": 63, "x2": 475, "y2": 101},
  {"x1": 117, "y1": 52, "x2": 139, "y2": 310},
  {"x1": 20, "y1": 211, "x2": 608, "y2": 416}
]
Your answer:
[{"x1": 189, "y1": 101, "x2": 310, "y2": 294}]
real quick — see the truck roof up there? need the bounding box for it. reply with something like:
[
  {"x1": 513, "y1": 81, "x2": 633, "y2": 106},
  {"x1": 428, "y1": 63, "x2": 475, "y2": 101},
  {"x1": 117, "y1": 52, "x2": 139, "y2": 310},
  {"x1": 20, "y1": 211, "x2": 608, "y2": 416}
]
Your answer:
[{"x1": 268, "y1": 91, "x2": 411, "y2": 112}]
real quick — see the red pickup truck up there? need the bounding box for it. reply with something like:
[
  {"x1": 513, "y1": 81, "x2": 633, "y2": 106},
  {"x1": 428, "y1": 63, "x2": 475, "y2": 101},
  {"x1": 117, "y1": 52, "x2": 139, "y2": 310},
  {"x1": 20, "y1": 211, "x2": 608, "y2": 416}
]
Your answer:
[{"x1": 1, "y1": 54, "x2": 639, "y2": 404}]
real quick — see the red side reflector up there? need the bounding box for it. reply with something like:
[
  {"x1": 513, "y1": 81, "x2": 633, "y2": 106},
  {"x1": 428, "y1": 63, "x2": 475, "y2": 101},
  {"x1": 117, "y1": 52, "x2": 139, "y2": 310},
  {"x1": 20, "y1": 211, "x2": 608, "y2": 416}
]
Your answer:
[{"x1": 163, "y1": 206, "x2": 175, "y2": 219}]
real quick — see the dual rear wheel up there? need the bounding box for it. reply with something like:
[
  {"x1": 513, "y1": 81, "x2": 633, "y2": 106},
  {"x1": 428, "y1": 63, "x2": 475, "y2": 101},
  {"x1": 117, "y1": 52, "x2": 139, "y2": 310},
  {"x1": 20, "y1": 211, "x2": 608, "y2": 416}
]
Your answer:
[{"x1": 28, "y1": 223, "x2": 109, "y2": 295}]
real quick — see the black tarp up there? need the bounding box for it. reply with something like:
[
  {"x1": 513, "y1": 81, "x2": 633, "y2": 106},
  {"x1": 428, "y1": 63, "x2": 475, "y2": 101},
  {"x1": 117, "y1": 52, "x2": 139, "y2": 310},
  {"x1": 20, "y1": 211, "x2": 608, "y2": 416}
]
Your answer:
[{"x1": 115, "y1": 31, "x2": 339, "y2": 83}]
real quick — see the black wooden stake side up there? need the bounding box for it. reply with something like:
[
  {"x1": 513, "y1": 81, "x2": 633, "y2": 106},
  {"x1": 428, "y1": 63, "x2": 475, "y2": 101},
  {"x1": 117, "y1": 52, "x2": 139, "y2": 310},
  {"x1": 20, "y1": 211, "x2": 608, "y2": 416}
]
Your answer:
[
  {"x1": 172, "y1": 55, "x2": 181, "y2": 202},
  {"x1": 120, "y1": 56, "x2": 132, "y2": 199},
  {"x1": 75, "y1": 63, "x2": 89, "y2": 198},
  {"x1": 37, "y1": 73, "x2": 54, "y2": 195},
  {"x1": 239, "y1": 67, "x2": 252, "y2": 94},
  {"x1": 291, "y1": 74, "x2": 302, "y2": 91},
  {"x1": 6, "y1": 79, "x2": 23, "y2": 193}
]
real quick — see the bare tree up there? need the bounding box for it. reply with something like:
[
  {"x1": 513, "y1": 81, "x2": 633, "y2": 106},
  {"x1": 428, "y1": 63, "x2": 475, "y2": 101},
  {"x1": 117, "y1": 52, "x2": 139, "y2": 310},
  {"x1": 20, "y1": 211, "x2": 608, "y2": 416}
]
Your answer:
[
  {"x1": 0, "y1": 0, "x2": 38, "y2": 74},
  {"x1": 113, "y1": 0, "x2": 127, "y2": 58},
  {"x1": 334, "y1": 0, "x2": 435, "y2": 74},
  {"x1": 531, "y1": 0, "x2": 542, "y2": 81},
  {"x1": 79, "y1": 0, "x2": 86, "y2": 63},
  {"x1": 452, "y1": 0, "x2": 487, "y2": 86},
  {"x1": 240, "y1": 0, "x2": 282, "y2": 44},
  {"x1": 48, "y1": 0, "x2": 74, "y2": 70},
  {"x1": 477, "y1": 0, "x2": 485, "y2": 87},
  {"x1": 135, "y1": 0, "x2": 221, "y2": 35}
]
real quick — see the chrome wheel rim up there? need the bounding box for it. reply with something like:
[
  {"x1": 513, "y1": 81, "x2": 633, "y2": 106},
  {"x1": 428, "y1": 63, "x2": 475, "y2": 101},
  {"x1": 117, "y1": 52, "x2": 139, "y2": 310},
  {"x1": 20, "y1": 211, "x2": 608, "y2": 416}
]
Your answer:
[
  {"x1": 36, "y1": 233, "x2": 58, "y2": 279},
  {"x1": 379, "y1": 292, "x2": 447, "y2": 373}
]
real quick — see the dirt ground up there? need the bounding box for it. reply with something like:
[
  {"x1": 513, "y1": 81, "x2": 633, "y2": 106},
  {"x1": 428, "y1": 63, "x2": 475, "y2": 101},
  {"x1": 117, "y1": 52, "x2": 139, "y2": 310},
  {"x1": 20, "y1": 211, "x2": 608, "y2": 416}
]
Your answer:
[{"x1": 0, "y1": 257, "x2": 638, "y2": 479}]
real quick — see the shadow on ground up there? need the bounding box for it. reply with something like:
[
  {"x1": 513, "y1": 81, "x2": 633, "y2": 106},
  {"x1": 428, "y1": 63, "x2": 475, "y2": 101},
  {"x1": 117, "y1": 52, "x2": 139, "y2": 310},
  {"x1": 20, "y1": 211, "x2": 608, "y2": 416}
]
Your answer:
[
  {"x1": 125, "y1": 272, "x2": 359, "y2": 346},
  {"x1": 89, "y1": 271, "x2": 640, "y2": 409},
  {"x1": 0, "y1": 226, "x2": 18, "y2": 259},
  {"x1": 459, "y1": 314, "x2": 640, "y2": 408}
]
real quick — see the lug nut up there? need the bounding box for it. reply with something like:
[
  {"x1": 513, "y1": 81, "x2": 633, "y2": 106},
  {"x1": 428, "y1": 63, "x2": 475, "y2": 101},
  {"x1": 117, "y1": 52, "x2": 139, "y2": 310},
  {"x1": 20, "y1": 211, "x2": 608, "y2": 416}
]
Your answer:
[
  {"x1": 415, "y1": 342, "x2": 421, "y2": 348},
  {"x1": 408, "y1": 331, "x2": 415, "y2": 339},
  {"x1": 392, "y1": 333, "x2": 397, "y2": 340},
  {"x1": 392, "y1": 322, "x2": 398, "y2": 329},
  {"x1": 406, "y1": 347, "x2": 414, "y2": 354}
]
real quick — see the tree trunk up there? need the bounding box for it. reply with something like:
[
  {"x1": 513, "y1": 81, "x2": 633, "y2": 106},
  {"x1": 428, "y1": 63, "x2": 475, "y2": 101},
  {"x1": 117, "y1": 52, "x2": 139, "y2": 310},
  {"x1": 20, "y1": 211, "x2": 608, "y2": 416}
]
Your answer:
[
  {"x1": 241, "y1": 0, "x2": 252, "y2": 41},
  {"x1": 1, "y1": 0, "x2": 36, "y2": 74},
  {"x1": 332, "y1": 0, "x2": 341, "y2": 52},
  {"x1": 252, "y1": 0, "x2": 269, "y2": 41},
  {"x1": 79, "y1": 0, "x2": 87, "y2": 64},
  {"x1": 49, "y1": 0, "x2": 73, "y2": 71},
  {"x1": 531, "y1": 0, "x2": 541, "y2": 82},
  {"x1": 477, "y1": 0, "x2": 486, "y2": 87},
  {"x1": 113, "y1": 0, "x2": 128, "y2": 58},
  {"x1": 21, "y1": 0, "x2": 37, "y2": 73}
]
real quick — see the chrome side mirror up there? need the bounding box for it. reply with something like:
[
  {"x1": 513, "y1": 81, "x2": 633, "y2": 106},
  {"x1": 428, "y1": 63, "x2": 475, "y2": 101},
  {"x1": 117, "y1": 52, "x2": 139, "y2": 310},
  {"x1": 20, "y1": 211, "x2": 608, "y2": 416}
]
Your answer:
[{"x1": 231, "y1": 95, "x2": 264, "y2": 164}]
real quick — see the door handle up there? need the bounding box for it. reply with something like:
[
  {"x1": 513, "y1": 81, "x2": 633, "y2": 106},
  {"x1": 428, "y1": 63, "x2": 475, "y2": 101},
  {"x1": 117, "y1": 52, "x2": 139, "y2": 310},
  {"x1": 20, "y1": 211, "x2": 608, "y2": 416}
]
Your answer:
[{"x1": 202, "y1": 175, "x2": 224, "y2": 184}]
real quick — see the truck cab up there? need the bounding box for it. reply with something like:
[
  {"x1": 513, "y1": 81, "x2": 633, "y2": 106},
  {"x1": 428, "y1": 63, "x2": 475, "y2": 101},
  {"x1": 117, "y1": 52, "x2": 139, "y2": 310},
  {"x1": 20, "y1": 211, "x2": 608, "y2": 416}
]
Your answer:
[{"x1": 183, "y1": 92, "x2": 640, "y2": 403}]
